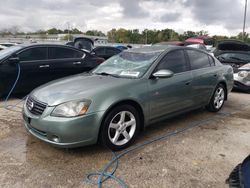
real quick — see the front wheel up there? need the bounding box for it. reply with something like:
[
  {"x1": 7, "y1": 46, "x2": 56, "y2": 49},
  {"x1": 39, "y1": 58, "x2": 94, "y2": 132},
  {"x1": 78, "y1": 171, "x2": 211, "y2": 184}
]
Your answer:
[
  {"x1": 206, "y1": 84, "x2": 226, "y2": 112},
  {"x1": 100, "y1": 105, "x2": 140, "y2": 151}
]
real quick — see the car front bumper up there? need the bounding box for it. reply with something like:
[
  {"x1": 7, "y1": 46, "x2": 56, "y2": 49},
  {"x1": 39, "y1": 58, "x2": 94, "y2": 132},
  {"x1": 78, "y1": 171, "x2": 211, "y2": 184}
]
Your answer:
[
  {"x1": 23, "y1": 104, "x2": 105, "y2": 148},
  {"x1": 233, "y1": 74, "x2": 250, "y2": 92},
  {"x1": 234, "y1": 81, "x2": 250, "y2": 91}
]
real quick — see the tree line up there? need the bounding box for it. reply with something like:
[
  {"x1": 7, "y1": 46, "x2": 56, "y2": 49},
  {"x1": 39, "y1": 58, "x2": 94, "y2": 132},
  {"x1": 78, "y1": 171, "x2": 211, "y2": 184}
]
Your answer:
[{"x1": 0, "y1": 26, "x2": 249, "y2": 44}]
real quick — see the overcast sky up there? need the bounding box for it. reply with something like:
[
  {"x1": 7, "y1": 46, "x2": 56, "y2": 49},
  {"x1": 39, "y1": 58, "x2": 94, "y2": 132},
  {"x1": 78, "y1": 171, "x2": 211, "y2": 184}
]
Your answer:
[{"x1": 0, "y1": 0, "x2": 249, "y2": 36}]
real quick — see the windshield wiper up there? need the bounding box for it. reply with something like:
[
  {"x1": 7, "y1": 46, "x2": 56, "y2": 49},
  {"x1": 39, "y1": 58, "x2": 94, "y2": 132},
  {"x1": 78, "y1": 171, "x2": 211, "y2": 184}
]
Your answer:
[{"x1": 95, "y1": 72, "x2": 120, "y2": 78}]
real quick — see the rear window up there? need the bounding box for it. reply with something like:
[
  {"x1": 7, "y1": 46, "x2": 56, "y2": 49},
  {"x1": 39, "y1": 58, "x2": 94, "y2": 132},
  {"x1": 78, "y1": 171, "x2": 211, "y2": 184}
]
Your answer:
[
  {"x1": 187, "y1": 50, "x2": 211, "y2": 70},
  {"x1": 49, "y1": 47, "x2": 84, "y2": 59},
  {"x1": 106, "y1": 48, "x2": 121, "y2": 56},
  {"x1": 93, "y1": 47, "x2": 105, "y2": 56}
]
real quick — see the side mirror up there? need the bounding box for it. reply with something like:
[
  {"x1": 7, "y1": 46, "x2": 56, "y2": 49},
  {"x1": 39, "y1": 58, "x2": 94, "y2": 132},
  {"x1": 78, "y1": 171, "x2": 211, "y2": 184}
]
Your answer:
[
  {"x1": 152, "y1": 69, "x2": 174, "y2": 78},
  {"x1": 8, "y1": 56, "x2": 20, "y2": 64}
]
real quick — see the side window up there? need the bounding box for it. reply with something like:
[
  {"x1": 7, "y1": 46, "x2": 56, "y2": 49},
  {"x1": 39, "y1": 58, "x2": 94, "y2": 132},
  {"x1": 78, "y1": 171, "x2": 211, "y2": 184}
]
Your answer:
[
  {"x1": 106, "y1": 48, "x2": 120, "y2": 56},
  {"x1": 18, "y1": 47, "x2": 47, "y2": 61},
  {"x1": 48, "y1": 47, "x2": 84, "y2": 59},
  {"x1": 187, "y1": 50, "x2": 210, "y2": 70},
  {"x1": 208, "y1": 55, "x2": 215, "y2": 66},
  {"x1": 93, "y1": 48, "x2": 105, "y2": 56},
  {"x1": 156, "y1": 50, "x2": 188, "y2": 74}
]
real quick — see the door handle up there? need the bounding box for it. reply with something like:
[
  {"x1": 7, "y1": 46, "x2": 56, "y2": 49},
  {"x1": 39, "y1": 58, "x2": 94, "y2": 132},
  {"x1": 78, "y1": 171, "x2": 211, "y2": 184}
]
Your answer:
[
  {"x1": 73, "y1": 61, "x2": 82, "y2": 65},
  {"x1": 213, "y1": 74, "x2": 217, "y2": 77},
  {"x1": 39, "y1": 65, "x2": 50, "y2": 68},
  {"x1": 185, "y1": 80, "x2": 192, "y2": 85}
]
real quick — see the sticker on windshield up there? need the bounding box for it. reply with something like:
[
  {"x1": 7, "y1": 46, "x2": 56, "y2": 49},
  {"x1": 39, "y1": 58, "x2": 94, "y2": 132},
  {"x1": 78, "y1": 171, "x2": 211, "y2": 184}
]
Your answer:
[{"x1": 120, "y1": 71, "x2": 140, "y2": 77}]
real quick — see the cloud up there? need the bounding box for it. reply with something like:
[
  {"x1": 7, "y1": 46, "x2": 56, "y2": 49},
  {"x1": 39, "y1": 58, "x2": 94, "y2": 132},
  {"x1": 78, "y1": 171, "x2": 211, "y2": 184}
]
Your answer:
[
  {"x1": 119, "y1": 0, "x2": 149, "y2": 18},
  {"x1": 160, "y1": 12, "x2": 181, "y2": 22},
  {"x1": 185, "y1": 0, "x2": 248, "y2": 30},
  {"x1": 0, "y1": 0, "x2": 248, "y2": 35}
]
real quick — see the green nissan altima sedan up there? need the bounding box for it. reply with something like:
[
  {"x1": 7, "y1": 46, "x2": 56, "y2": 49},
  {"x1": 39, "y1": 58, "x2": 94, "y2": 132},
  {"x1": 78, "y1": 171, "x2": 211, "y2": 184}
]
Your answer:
[{"x1": 23, "y1": 46, "x2": 234, "y2": 150}]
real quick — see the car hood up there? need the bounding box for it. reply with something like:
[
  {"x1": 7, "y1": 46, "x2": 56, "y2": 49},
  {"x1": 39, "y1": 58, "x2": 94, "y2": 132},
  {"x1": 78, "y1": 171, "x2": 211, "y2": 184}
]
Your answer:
[
  {"x1": 31, "y1": 73, "x2": 133, "y2": 106},
  {"x1": 217, "y1": 40, "x2": 250, "y2": 52}
]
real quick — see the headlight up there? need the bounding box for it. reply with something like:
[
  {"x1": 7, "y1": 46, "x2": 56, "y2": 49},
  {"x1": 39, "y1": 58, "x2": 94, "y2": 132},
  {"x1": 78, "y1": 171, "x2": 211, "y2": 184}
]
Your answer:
[
  {"x1": 238, "y1": 71, "x2": 249, "y2": 78},
  {"x1": 51, "y1": 100, "x2": 91, "y2": 117}
]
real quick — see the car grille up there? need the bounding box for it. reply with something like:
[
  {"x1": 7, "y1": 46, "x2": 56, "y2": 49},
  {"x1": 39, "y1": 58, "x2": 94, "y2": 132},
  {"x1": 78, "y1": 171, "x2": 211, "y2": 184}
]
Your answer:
[{"x1": 26, "y1": 96, "x2": 47, "y2": 116}]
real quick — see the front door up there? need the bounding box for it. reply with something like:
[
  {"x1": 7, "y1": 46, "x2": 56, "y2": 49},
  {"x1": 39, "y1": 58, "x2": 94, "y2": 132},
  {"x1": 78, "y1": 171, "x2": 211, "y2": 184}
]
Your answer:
[
  {"x1": 148, "y1": 49, "x2": 193, "y2": 120},
  {"x1": 15, "y1": 46, "x2": 51, "y2": 93}
]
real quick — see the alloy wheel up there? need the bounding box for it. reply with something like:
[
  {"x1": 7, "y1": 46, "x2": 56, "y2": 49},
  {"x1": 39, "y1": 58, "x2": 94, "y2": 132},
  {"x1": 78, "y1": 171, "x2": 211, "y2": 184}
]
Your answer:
[
  {"x1": 108, "y1": 111, "x2": 136, "y2": 146},
  {"x1": 214, "y1": 87, "x2": 225, "y2": 109}
]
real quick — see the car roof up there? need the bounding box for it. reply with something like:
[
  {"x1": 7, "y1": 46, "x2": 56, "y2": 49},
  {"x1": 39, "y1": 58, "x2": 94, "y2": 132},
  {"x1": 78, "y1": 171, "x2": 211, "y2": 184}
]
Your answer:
[
  {"x1": 18, "y1": 43, "x2": 72, "y2": 47},
  {"x1": 127, "y1": 45, "x2": 178, "y2": 53},
  {"x1": 94, "y1": 46, "x2": 120, "y2": 49},
  {"x1": 154, "y1": 41, "x2": 185, "y2": 46},
  {"x1": 16, "y1": 43, "x2": 83, "y2": 51}
]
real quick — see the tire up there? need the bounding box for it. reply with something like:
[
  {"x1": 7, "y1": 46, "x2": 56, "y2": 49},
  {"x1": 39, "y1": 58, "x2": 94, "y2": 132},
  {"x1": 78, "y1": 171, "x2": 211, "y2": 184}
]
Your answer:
[
  {"x1": 206, "y1": 84, "x2": 226, "y2": 112},
  {"x1": 99, "y1": 105, "x2": 140, "y2": 151}
]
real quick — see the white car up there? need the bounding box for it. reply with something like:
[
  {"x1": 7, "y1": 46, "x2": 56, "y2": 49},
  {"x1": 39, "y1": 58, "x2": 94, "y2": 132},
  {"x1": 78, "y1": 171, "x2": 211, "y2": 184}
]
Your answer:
[
  {"x1": 0, "y1": 42, "x2": 19, "y2": 47},
  {"x1": 0, "y1": 45, "x2": 7, "y2": 51},
  {"x1": 233, "y1": 63, "x2": 250, "y2": 92}
]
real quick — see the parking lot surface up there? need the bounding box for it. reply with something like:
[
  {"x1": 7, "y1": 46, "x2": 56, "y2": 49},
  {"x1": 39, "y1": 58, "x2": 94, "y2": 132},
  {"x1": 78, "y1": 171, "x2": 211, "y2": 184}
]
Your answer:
[{"x1": 0, "y1": 91, "x2": 249, "y2": 188}]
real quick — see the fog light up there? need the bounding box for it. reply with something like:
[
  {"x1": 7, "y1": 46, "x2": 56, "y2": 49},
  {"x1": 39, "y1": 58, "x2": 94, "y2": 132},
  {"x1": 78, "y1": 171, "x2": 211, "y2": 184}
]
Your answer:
[{"x1": 51, "y1": 135, "x2": 60, "y2": 143}]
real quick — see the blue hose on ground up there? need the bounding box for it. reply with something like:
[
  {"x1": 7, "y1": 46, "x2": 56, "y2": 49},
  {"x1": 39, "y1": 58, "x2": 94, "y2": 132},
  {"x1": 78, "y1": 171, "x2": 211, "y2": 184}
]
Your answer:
[
  {"x1": 86, "y1": 102, "x2": 250, "y2": 187},
  {"x1": 85, "y1": 116, "x2": 224, "y2": 188},
  {"x1": 0, "y1": 63, "x2": 26, "y2": 111}
]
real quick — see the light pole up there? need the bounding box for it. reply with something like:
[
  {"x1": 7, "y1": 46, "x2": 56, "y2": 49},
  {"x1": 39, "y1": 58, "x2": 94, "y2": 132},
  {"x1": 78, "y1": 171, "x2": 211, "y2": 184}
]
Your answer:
[
  {"x1": 243, "y1": 0, "x2": 248, "y2": 41},
  {"x1": 145, "y1": 29, "x2": 148, "y2": 44},
  {"x1": 66, "y1": 22, "x2": 71, "y2": 42}
]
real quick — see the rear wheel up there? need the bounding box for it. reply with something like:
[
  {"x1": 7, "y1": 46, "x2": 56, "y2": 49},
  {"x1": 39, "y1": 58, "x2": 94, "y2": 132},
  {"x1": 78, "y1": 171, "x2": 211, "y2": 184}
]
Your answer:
[
  {"x1": 206, "y1": 84, "x2": 226, "y2": 112},
  {"x1": 100, "y1": 105, "x2": 140, "y2": 151}
]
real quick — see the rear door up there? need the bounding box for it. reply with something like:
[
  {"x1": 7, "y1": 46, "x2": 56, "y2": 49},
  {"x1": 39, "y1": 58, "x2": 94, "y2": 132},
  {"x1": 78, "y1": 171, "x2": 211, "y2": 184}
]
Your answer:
[
  {"x1": 47, "y1": 47, "x2": 90, "y2": 80},
  {"x1": 186, "y1": 49, "x2": 218, "y2": 105},
  {"x1": 149, "y1": 49, "x2": 193, "y2": 120}
]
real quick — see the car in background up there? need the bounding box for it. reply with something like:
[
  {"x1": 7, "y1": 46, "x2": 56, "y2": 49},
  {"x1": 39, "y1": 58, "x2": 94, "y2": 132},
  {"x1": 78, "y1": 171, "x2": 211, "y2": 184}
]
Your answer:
[
  {"x1": 233, "y1": 63, "x2": 250, "y2": 92},
  {"x1": 154, "y1": 41, "x2": 185, "y2": 46},
  {"x1": 0, "y1": 42, "x2": 19, "y2": 47},
  {"x1": 115, "y1": 45, "x2": 128, "y2": 51},
  {"x1": 185, "y1": 36, "x2": 214, "y2": 51},
  {"x1": 186, "y1": 44, "x2": 207, "y2": 51},
  {"x1": 91, "y1": 46, "x2": 122, "y2": 60},
  {"x1": 0, "y1": 45, "x2": 7, "y2": 51},
  {"x1": 216, "y1": 51, "x2": 250, "y2": 72},
  {"x1": 213, "y1": 40, "x2": 250, "y2": 57},
  {"x1": 0, "y1": 44, "x2": 104, "y2": 97},
  {"x1": 214, "y1": 40, "x2": 250, "y2": 72},
  {"x1": 227, "y1": 154, "x2": 250, "y2": 188},
  {"x1": 23, "y1": 46, "x2": 233, "y2": 150},
  {"x1": 66, "y1": 37, "x2": 94, "y2": 52}
]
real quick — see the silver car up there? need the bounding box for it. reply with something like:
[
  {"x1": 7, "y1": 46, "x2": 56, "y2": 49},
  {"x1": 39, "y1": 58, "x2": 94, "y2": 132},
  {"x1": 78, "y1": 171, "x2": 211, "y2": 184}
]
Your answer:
[{"x1": 234, "y1": 63, "x2": 250, "y2": 92}]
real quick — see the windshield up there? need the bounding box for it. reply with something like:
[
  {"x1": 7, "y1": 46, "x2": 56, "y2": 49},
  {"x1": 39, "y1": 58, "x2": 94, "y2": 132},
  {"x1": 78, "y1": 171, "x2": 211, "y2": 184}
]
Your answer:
[
  {"x1": 92, "y1": 51, "x2": 161, "y2": 78},
  {"x1": 0, "y1": 45, "x2": 22, "y2": 60},
  {"x1": 217, "y1": 53, "x2": 250, "y2": 62}
]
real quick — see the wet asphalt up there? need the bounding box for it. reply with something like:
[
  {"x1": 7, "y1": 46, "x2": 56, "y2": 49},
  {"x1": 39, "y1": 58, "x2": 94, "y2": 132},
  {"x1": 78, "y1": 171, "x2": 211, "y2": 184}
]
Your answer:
[{"x1": 0, "y1": 91, "x2": 249, "y2": 188}]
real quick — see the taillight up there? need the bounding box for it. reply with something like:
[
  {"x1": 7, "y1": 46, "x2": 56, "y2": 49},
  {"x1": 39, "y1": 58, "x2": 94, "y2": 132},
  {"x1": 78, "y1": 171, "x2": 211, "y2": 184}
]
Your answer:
[{"x1": 96, "y1": 58, "x2": 104, "y2": 64}]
